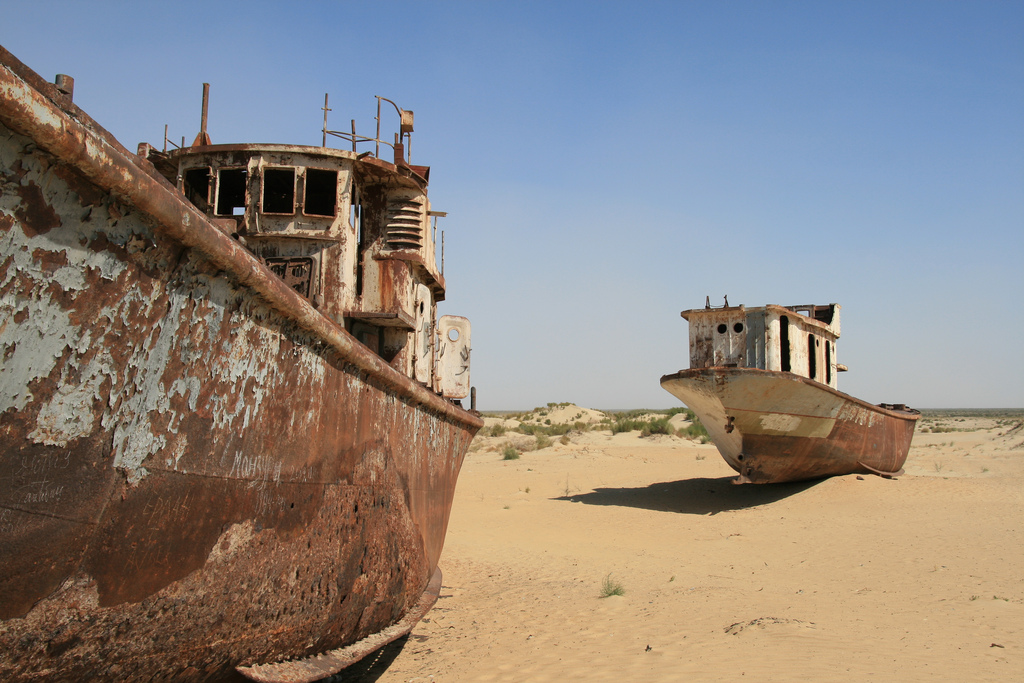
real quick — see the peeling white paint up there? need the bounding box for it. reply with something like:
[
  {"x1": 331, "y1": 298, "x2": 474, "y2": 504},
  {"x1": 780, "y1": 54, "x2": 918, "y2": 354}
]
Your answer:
[{"x1": 27, "y1": 373, "x2": 103, "y2": 446}]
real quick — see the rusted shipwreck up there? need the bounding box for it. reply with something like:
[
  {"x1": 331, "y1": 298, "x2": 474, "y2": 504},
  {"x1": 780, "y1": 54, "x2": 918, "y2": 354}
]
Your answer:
[
  {"x1": 0, "y1": 46, "x2": 481, "y2": 682},
  {"x1": 661, "y1": 299, "x2": 918, "y2": 484}
]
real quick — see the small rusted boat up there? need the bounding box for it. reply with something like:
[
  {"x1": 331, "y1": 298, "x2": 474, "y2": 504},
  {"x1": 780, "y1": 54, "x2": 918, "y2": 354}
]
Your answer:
[
  {"x1": 661, "y1": 299, "x2": 918, "y2": 484},
  {"x1": 0, "y1": 45, "x2": 481, "y2": 682}
]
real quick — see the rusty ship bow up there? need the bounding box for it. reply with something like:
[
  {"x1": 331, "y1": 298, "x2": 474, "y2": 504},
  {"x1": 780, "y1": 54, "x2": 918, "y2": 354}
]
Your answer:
[{"x1": 0, "y1": 46, "x2": 481, "y2": 681}]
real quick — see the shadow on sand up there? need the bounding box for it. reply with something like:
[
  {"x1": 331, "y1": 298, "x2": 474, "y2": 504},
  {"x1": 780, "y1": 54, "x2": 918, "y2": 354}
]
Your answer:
[
  {"x1": 556, "y1": 476, "x2": 819, "y2": 515},
  {"x1": 315, "y1": 635, "x2": 410, "y2": 683}
]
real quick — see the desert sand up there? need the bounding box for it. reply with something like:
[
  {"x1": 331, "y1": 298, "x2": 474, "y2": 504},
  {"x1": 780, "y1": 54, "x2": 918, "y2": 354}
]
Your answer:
[{"x1": 349, "y1": 408, "x2": 1023, "y2": 682}]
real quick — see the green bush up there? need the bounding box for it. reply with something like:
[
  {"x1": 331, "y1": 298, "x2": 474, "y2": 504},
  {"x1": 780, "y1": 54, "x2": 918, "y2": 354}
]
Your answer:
[
  {"x1": 515, "y1": 422, "x2": 571, "y2": 437},
  {"x1": 599, "y1": 573, "x2": 625, "y2": 598},
  {"x1": 679, "y1": 418, "x2": 708, "y2": 440},
  {"x1": 502, "y1": 444, "x2": 520, "y2": 460},
  {"x1": 611, "y1": 416, "x2": 671, "y2": 435}
]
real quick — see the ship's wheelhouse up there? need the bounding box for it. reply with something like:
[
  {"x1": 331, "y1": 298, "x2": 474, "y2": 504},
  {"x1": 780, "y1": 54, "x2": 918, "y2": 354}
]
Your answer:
[
  {"x1": 682, "y1": 302, "x2": 842, "y2": 388},
  {"x1": 146, "y1": 143, "x2": 469, "y2": 400}
]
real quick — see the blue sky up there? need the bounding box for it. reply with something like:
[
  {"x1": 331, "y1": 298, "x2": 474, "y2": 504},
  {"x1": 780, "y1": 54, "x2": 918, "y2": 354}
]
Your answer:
[{"x1": 4, "y1": 1, "x2": 1022, "y2": 409}]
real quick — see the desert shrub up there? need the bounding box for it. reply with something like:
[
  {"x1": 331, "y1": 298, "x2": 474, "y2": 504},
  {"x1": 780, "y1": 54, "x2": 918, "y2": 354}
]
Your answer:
[
  {"x1": 489, "y1": 423, "x2": 506, "y2": 437},
  {"x1": 535, "y1": 434, "x2": 552, "y2": 450},
  {"x1": 612, "y1": 416, "x2": 671, "y2": 436},
  {"x1": 515, "y1": 422, "x2": 571, "y2": 437},
  {"x1": 502, "y1": 444, "x2": 520, "y2": 460},
  {"x1": 599, "y1": 573, "x2": 625, "y2": 598},
  {"x1": 679, "y1": 418, "x2": 709, "y2": 441}
]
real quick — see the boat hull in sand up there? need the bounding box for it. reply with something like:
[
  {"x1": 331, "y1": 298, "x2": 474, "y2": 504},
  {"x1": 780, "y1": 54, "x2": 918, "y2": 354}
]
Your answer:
[{"x1": 661, "y1": 368, "x2": 919, "y2": 484}]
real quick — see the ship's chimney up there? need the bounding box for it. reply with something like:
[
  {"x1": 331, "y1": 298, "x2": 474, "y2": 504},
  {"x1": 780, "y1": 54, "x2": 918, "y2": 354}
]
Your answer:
[{"x1": 191, "y1": 83, "x2": 212, "y2": 147}]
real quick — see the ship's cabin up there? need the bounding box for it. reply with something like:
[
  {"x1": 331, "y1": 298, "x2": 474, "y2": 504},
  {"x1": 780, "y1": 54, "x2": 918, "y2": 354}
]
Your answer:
[
  {"x1": 682, "y1": 301, "x2": 843, "y2": 388},
  {"x1": 142, "y1": 137, "x2": 470, "y2": 402}
]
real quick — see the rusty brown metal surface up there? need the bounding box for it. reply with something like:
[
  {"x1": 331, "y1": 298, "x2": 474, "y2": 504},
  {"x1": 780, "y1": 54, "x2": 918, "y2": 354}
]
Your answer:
[
  {"x1": 0, "y1": 46, "x2": 480, "y2": 681},
  {"x1": 661, "y1": 367, "x2": 919, "y2": 484},
  {"x1": 238, "y1": 568, "x2": 443, "y2": 683}
]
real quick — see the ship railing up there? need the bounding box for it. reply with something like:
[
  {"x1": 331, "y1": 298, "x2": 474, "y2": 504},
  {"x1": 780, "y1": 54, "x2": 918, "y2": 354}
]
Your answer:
[
  {"x1": 321, "y1": 94, "x2": 414, "y2": 164},
  {"x1": 162, "y1": 125, "x2": 185, "y2": 154}
]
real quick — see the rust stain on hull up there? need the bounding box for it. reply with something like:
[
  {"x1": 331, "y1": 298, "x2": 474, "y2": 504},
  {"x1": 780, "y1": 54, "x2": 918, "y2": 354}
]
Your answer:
[{"x1": 0, "y1": 46, "x2": 480, "y2": 681}]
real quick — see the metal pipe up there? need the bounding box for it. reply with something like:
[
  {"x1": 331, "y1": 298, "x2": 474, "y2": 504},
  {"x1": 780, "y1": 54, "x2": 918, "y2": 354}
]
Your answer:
[{"x1": 200, "y1": 83, "x2": 209, "y2": 140}]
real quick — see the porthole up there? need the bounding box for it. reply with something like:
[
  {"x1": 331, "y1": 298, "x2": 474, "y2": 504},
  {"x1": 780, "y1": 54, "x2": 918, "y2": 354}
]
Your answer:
[
  {"x1": 733, "y1": 322, "x2": 744, "y2": 333},
  {"x1": 717, "y1": 324, "x2": 727, "y2": 334},
  {"x1": 448, "y1": 328, "x2": 460, "y2": 342}
]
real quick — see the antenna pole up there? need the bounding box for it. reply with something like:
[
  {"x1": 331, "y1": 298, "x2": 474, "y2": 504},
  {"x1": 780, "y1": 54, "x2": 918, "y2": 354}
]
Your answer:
[
  {"x1": 321, "y1": 93, "x2": 331, "y2": 147},
  {"x1": 375, "y1": 97, "x2": 381, "y2": 159}
]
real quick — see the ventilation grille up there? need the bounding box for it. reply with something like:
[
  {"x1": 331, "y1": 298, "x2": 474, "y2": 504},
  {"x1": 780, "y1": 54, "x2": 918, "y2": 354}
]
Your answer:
[{"x1": 385, "y1": 198, "x2": 424, "y2": 250}]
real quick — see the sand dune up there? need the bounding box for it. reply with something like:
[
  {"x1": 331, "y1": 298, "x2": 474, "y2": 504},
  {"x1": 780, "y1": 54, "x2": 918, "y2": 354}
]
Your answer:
[{"x1": 350, "y1": 408, "x2": 1023, "y2": 682}]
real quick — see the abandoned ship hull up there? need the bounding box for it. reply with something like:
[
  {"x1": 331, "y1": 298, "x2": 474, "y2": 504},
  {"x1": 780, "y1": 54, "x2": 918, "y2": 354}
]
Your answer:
[
  {"x1": 660, "y1": 368, "x2": 919, "y2": 484},
  {"x1": 0, "y1": 49, "x2": 481, "y2": 681}
]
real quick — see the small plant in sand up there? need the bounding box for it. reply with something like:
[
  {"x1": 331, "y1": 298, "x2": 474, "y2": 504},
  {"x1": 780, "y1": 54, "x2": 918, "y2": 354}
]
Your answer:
[
  {"x1": 489, "y1": 423, "x2": 506, "y2": 437},
  {"x1": 562, "y1": 474, "x2": 580, "y2": 498},
  {"x1": 559, "y1": 433, "x2": 571, "y2": 445},
  {"x1": 535, "y1": 434, "x2": 552, "y2": 450},
  {"x1": 502, "y1": 444, "x2": 520, "y2": 460},
  {"x1": 600, "y1": 573, "x2": 625, "y2": 598}
]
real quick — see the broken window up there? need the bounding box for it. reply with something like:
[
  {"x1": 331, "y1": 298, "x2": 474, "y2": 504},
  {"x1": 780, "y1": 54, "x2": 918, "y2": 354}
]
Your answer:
[
  {"x1": 304, "y1": 168, "x2": 338, "y2": 217},
  {"x1": 352, "y1": 187, "x2": 364, "y2": 297},
  {"x1": 262, "y1": 168, "x2": 295, "y2": 214},
  {"x1": 216, "y1": 168, "x2": 247, "y2": 216},
  {"x1": 825, "y1": 341, "x2": 832, "y2": 384},
  {"x1": 265, "y1": 257, "x2": 314, "y2": 297},
  {"x1": 183, "y1": 167, "x2": 211, "y2": 212},
  {"x1": 780, "y1": 316, "x2": 791, "y2": 372},
  {"x1": 808, "y1": 334, "x2": 817, "y2": 380}
]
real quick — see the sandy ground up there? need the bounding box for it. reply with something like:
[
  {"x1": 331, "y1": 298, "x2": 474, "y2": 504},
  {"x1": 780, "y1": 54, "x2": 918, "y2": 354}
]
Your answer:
[{"x1": 348, "y1": 410, "x2": 1023, "y2": 682}]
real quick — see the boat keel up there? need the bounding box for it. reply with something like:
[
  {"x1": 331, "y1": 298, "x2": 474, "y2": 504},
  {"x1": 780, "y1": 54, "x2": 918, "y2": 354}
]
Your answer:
[{"x1": 237, "y1": 568, "x2": 443, "y2": 683}]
